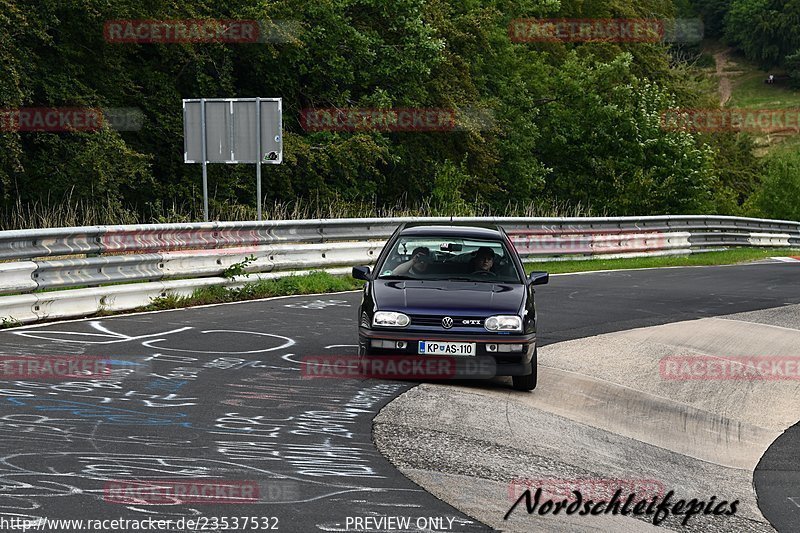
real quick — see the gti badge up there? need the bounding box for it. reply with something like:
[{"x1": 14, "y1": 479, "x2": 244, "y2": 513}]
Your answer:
[{"x1": 442, "y1": 317, "x2": 453, "y2": 329}]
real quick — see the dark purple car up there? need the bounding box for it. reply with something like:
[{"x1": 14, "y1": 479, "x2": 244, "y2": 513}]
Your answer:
[{"x1": 352, "y1": 223, "x2": 548, "y2": 391}]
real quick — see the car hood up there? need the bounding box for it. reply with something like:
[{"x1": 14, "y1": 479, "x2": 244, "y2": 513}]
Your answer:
[{"x1": 372, "y1": 279, "x2": 524, "y2": 315}]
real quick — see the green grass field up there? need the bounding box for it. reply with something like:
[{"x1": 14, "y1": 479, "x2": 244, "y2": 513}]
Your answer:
[
  {"x1": 524, "y1": 248, "x2": 800, "y2": 274},
  {"x1": 700, "y1": 41, "x2": 800, "y2": 155},
  {"x1": 729, "y1": 70, "x2": 800, "y2": 155},
  {"x1": 728, "y1": 72, "x2": 800, "y2": 109}
]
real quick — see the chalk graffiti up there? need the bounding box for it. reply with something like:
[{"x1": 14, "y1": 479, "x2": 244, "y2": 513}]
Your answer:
[
  {"x1": 1, "y1": 398, "x2": 191, "y2": 427},
  {"x1": 142, "y1": 330, "x2": 295, "y2": 354},
  {"x1": 215, "y1": 440, "x2": 381, "y2": 478},
  {"x1": 0, "y1": 314, "x2": 432, "y2": 524},
  {"x1": 12, "y1": 321, "x2": 192, "y2": 345},
  {"x1": 283, "y1": 299, "x2": 351, "y2": 310},
  {"x1": 13, "y1": 321, "x2": 295, "y2": 355},
  {"x1": 203, "y1": 357, "x2": 288, "y2": 371},
  {"x1": 0, "y1": 452, "x2": 386, "y2": 506}
]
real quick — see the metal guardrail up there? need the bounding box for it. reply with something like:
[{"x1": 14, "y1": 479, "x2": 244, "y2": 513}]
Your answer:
[{"x1": 0, "y1": 215, "x2": 798, "y2": 324}]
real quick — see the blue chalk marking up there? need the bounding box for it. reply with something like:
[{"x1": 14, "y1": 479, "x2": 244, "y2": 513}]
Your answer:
[{"x1": 1, "y1": 397, "x2": 191, "y2": 427}]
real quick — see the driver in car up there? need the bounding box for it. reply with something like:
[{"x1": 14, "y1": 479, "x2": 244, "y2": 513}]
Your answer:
[
  {"x1": 471, "y1": 246, "x2": 496, "y2": 275},
  {"x1": 392, "y1": 246, "x2": 432, "y2": 276}
]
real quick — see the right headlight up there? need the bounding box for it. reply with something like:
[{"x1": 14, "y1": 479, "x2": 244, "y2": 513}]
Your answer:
[
  {"x1": 484, "y1": 315, "x2": 522, "y2": 332},
  {"x1": 372, "y1": 311, "x2": 410, "y2": 328}
]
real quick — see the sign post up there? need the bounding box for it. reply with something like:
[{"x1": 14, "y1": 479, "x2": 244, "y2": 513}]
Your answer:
[
  {"x1": 256, "y1": 97, "x2": 262, "y2": 221},
  {"x1": 183, "y1": 98, "x2": 282, "y2": 221},
  {"x1": 200, "y1": 99, "x2": 209, "y2": 222}
]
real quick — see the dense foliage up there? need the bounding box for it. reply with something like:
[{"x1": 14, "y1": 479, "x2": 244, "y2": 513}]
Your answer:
[
  {"x1": 694, "y1": 0, "x2": 800, "y2": 80},
  {"x1": 0, "y1": 0, "x2": 777, "y2": 224},
  {"x1": 745, "y1": 150, "x2": 800, "y2": 221}
]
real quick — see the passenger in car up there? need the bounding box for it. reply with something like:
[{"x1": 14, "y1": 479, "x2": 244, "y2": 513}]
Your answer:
[
  {"x1": 392, "y1": 247, "x2": 432, "y2": 276},
  {"x1": 471, "y1": 247, "x2": 496, "y2": 274}
]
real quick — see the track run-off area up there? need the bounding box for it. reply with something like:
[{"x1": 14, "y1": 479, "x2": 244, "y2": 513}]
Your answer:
[{"x1": 0, "y1": 261, "x2": 799, "y2": 532}]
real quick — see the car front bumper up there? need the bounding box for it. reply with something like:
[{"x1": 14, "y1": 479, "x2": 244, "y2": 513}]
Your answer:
[{"x1": 358, "y1": 327, "x2": 536, "y2": 377}]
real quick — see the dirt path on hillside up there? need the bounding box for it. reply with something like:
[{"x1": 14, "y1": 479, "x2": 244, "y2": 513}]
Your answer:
[{"x1": 715, "y1": 49, "x2": 733, "y2": 106}]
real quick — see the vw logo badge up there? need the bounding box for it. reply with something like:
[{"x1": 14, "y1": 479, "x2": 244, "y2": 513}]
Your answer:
[{"x1": 442, "y1": 317, "x2": 453, "y2": 329}]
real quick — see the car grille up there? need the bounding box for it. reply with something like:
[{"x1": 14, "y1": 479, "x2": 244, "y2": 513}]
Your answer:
[{"x1": 409, "y1": 314, "x2": 485, "y2": 328}]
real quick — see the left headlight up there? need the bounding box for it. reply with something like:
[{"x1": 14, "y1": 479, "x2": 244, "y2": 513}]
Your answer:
[
  {"x1": 484, "y1": 315, "x2": 522, "y2": 332},
  {"x1": 373, "y1": 311, "x2": 410, "y2": 328}
]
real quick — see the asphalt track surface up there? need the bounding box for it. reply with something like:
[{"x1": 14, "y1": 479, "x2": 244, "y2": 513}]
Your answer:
[{"x1": 0, "y1": 262, "x2": 799, "y2": 532}]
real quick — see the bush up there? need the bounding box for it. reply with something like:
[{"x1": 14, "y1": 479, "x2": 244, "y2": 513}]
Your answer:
[
  {"x1": 746, "y1": 151, "x2": 800, "y2": 221},
  {"x1": 431, "y1": 159, "x2": 472, "y2": 216}
]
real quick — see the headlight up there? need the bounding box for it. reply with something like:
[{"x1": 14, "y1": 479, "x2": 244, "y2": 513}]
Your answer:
[
  {"x1": 373, "y1": 311, "x2": 410, "y2": 328},
  {"x1": 484, "y1": 315, "x2": 522, "y2": 332}
]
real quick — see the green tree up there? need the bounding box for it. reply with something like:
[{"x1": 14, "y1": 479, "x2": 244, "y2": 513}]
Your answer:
[
  {"x1": 724, "y1": 0, "x2": 800, "y2": 68},
  {"x1": 691, "y1": 0, "x2": 731, "y2": 37},
  {"x1": 746, "y1": 151, "x2": 800, "y2": 220},
  {"x1": 786, "y1": 49, "x2": 800, "y2": 87},
  {"x1": 535, "y1": 53, "x2": 719, "y2": 214},
  {"x1": 0, "y1": 0, "x2": 768, "y2": 223}
]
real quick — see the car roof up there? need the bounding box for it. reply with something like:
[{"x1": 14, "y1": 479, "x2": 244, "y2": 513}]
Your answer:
[{"x1": 398, "y1": 224, "x2": 505, "y2": 240}]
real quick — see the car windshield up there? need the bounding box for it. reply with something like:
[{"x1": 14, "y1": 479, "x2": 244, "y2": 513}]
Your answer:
[{"x1": 376, "y1": 236, "x2": 521, "y2": 283}]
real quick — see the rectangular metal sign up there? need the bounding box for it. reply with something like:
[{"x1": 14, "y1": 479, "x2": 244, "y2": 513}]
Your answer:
[{"x1": 183, "y1": 98, "x2": 282, "y2": 164}]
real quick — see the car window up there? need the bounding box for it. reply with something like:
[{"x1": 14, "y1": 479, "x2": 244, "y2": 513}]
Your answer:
[{"x1": 377, "y1": 235, "x2": 521, "y2": 282}]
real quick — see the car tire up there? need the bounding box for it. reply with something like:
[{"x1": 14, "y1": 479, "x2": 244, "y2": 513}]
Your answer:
[{"x1": 512, "y1": 348, "x2": 537, "y2": 391}]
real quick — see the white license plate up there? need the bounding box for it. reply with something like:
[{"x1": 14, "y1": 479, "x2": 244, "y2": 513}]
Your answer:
[{"x1": 418, "y1": 341, "x2": 476, "y2": 356}]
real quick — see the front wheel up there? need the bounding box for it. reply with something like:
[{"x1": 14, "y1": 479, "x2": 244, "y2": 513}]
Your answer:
[{"x1": 512, "y1": 348, "x2": 537, "y2": 391}]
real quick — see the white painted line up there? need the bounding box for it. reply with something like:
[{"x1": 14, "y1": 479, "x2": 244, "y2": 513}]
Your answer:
[{"x1": 3, "y1": 289, "x2": 362, "y2": 331}]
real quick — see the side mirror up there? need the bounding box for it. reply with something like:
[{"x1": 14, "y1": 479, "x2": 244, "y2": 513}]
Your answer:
[
  {"x1": 527, "y1": 271, "x2": 549, "y2": 286},
  {"x1": 352, "y1": 266, "x2": 371, "y2": 281}
]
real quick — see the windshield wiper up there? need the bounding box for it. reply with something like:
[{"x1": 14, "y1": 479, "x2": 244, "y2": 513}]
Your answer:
[
  {"x1": 378, "y1": 275, "x2": 415, "y2": 280},
  {"x1": 445, "y1": 277, "x2": 474, "y2": 282}
]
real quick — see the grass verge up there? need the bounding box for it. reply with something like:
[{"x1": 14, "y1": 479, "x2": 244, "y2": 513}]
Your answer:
[
  {"x1": 524, "y1": 248, "x2": 800, "y2": 274},
  {"x1": 146, "y1": 248, "x2": 798, "y2": 312}
]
